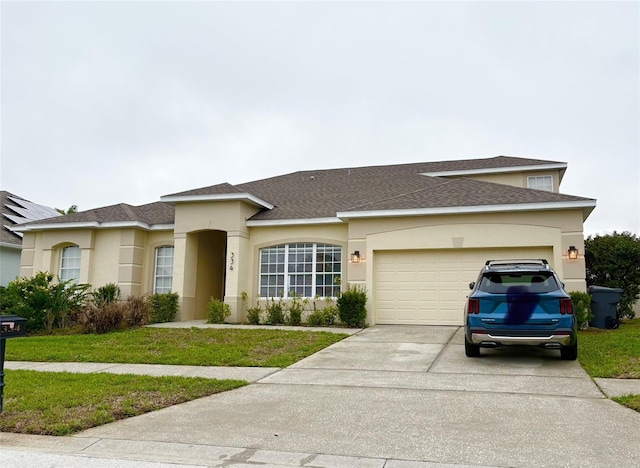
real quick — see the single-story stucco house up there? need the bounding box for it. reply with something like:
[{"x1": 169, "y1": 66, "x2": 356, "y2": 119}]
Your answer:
[{"x1": 14, "y1": 155, "x2": 596, "y2": 325}]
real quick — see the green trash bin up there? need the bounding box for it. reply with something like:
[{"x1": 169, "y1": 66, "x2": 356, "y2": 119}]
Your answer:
[{"x1": 588, "y1": 286, "x2": 623, "y2": 329}]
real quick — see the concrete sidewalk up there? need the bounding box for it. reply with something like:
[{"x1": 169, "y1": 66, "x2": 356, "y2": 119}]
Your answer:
[{"x1": 2, "y1": 325, "x2": 640, "y2": 467}]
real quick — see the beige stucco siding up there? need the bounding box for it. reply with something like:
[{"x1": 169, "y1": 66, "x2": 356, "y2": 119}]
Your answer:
[
  {"x1": 343, "y1": 209, "x2": 587, "y2": 325},
  {"x1": 19, "y1": 228, "x2": 174, "y2": 298}
]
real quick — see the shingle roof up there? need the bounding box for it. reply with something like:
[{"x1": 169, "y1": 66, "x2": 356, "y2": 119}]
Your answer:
[
  {"x1": 16, "y1": 202, "x2": 174, "y2": 228},
  {"x1": 1, "y1": 191, "x2": 61, "y2": 245},
  {"x1": 18, "y1": 156, "x2": 595, "y2": 228}
]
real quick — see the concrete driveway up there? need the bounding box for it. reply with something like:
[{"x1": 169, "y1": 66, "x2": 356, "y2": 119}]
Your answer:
[{"x1": 4, "y1": 326, "x2": 640, "y2": 467}]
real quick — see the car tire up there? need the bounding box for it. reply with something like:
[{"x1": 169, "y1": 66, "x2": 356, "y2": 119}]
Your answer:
[
  {"x1": 560, "y1": 343, "x2": 578, "y2": 361},
  {"x1": 465, "y1": 337, "x2": 481, "y2": 357}
]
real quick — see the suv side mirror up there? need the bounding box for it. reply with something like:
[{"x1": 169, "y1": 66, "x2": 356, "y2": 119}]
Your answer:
[{"x1": 469, "y1": 282, "x2": 475, "y2": 290}]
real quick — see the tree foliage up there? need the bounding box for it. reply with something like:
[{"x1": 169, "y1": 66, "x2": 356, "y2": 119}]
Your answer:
[{"x1": 585, "y1": 231, "x2": 640, "y2": 317}]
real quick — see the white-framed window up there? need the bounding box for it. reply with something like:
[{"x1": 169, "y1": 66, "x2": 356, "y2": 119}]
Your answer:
[
  {"x1": 154, "y1": 246, "x2": 174, "y2": 294},
  {"x1": 259, "y1": 243, "x2": 342, "y2": 298},
  {"x1": 60, "y1": 245, "x2": 81, "y2": 282},
  {"x1": 527, "y1": 175, "x2": 553, "y2": 192}
]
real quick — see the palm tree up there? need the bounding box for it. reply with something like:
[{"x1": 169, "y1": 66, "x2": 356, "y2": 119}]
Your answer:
[{"x1": 56, "y1": 205, "x2": 78, "y2": 215}]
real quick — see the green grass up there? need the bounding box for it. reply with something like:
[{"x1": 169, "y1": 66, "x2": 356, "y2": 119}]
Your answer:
[
  {"x1": 6, "y1": 327, "x2": 349, "y2": 368},
  {"x1": 0, "y1": 327, "x2": 348, "y2": 435},
  {"x1": 0, "y1": 370, "x2": 246, "y2": 435},
  {"x1": 613, "y1": 394, "x2": 640, "y2": 412},
  {"x1": 578, "y1": 318, "x2": 640, "y2": 379},
  {"x1": 578, "y1": 318, "x2": 640, "y2": 414}
]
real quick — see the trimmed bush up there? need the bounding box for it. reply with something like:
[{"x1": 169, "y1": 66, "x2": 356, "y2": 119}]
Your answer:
[
  {"x1": 148, "y1": 292, "x2": 179, "y2": 323},
  {"x1": 570, "y1": 291, "x2": 593, "y2": 329},
  {"x1": 207, "y1": 297, "x2": 231, "y2": 324},
  {"x1": 337, "y1": 286, "x2": 367, "y2": 327}
]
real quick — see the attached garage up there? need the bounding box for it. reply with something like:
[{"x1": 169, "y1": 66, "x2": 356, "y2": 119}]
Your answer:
[{"x1": 374, "y1": 247, "x2": 553, "y2": 325}]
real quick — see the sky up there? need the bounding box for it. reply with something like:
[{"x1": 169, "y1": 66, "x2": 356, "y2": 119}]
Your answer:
[{"x1": 1, "y1": 1, "x2": 638, "y2": 237}]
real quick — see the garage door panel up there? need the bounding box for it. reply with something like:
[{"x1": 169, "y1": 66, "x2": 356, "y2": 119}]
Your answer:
[{"x1": 374, "y1": 247, "x2": 553, "y2": 325}]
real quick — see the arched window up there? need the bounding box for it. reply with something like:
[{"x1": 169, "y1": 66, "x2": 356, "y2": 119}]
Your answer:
[
  {"x1": 154, "y1": 246, "x2": 174, "y2": 294},
  {"x1": 259, "y1": 243, "x2": 342, "y2": 298},
  {"x1": 60, "y1": 245, "x2": 81, "y2": 282}
]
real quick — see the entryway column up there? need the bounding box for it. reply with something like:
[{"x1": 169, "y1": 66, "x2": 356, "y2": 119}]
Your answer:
[
  {"x1": 173, "y1": 233, "x2": 197, "y2": 321},
  {"x1": 224, "y1": 232, "x2": 250, "y2": 323}
]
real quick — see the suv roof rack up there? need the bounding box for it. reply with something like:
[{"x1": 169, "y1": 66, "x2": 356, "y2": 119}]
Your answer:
[{"x1": 484, "y1": 259, "x2": 550, "y2": 270}]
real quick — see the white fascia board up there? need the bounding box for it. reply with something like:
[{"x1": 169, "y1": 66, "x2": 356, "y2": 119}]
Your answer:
[
  {"x1": 161, "y1": 193, "x2": 274, "y2": 210},
  {"x1": 0, "y1": 242, "x2": 22, "y2": 250},
  {"x1": 421, "y1": 163, "x2": 568, "y2": 178},
  {"x1": 12, "y1": 221, "x2": 175, "y2": 232},
  {"x1": 246, "y1": 217, "x2": 343, "y2": 227},
  {"x1": 337, "y1": 200, "x2": 596, "y2": 220}
]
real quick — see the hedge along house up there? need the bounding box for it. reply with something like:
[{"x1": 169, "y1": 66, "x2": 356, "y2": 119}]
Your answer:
[{"x1": 15, "y1": 156, "x2": 596, "y2": 326}]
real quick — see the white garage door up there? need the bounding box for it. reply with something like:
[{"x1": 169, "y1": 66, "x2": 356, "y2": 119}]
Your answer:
[{"x1": 374, "y1": 247, "x2": 553, "y2": 325}]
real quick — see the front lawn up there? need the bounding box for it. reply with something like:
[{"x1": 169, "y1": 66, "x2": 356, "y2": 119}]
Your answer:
[
  {"x1": 578, "y1": 318, "x2": 640, "y2": 412},
  {"x1": 0, "y1": 370, "x2": 246, "y2": 435},
  {"x1": 0, "y1": 327, "x2": 348, "y2": 435},
  {"x1": 5, "y1": 327, "x2": 349, "y2": 368},
  {"x1": 578, "y1": 318, "x2": 640, "y2": 379}
]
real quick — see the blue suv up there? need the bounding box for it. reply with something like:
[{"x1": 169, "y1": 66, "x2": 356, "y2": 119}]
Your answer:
[{"x1": 464, "y1": 259, "x2": 577, "y2": 360}]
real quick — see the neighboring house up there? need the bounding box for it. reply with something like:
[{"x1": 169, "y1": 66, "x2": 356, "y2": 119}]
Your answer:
[
  {"x1": 0, "y1": 191, "x2": 62, "y2": 286},
  {"x1": 14, "y1": 156, "x2": 596, "y2": 325}
]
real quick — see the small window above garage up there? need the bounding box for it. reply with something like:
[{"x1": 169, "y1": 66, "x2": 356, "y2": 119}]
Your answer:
[{"x1": 527, "y1": 175, "x2": 554, "y2": 192}]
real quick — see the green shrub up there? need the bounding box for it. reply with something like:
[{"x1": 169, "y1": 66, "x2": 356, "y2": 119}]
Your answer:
[
  {"x1": 207, "y1": 297, "x2": 231, "y2": 324},
  {"x1": 321, "y1": 305, "x2": 338, "y2": 325},
  {"x1": 306, "y1": 309, "x2": 325, "y2": 326},
  {"x1": 287, "y1": 293, "x2": 304, "y2": 326},
  {"x1": 337, "y1": 286, "x2": 367, "y2": 327},
  {"x1": 148, "y1": 292, "x2": 179, "y2": 323},
  {"x1": 246, "y1": 306, "x2": 262, "y2": 325},
  {"x1": 0, "y1": 272, "x2": 90, "y2": 332},
  {"x1": 570, "y1": 291, "x2": 593, "y2": 329},
  {"x1": 266, "y1": 297, "x2": 285, "y2": 325},
  {"x1": 93, "y1": 283, "x2": 121, "y2": 307},
  {"x1": 306, "y1": 305, "x2": 338, "y2": 327}
]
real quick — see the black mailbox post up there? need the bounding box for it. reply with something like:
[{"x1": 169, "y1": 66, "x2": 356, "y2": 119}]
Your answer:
[{"x1": 1, "y1": 315, "x2": 27, "y2": 414}]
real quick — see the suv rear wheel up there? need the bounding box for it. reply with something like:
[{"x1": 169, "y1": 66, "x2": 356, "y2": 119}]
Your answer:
[
  {"x1": 465, "y1": 337, "x2": 481, "y2": 357},
  {"x1": 560, "y1": 342, "x2": 578, "y2": 360}
]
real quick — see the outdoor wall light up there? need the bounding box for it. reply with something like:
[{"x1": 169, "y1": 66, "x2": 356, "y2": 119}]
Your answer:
[
  {"x1": 568, "y1": 246, "x2": 578, "y2": 260},
  {"x1": 350, "y1": 250, "x2": 362, "y2": 263}
]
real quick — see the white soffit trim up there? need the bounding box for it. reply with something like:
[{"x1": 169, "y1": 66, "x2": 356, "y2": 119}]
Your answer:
[
  {"x1": 421, "y1": 163, "x2": 568, "y2": 177},
  {"x1": 337, "y1": 200, "x2": 596, "y2": 219},
  {"x1": 246, "y1": 217, "x2": 343, "y2": 227},
  {"x1": 12, "y1": 221, "x2": 175, "y2": 232},
  {"x1": 161, "y1": 193, "x2": 274, "y2": 210}
]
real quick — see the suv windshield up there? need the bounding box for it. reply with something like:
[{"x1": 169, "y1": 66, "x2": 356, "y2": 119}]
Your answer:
[{"x1": 478, "y1": 271, "x2": 560, "y2": 294}]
